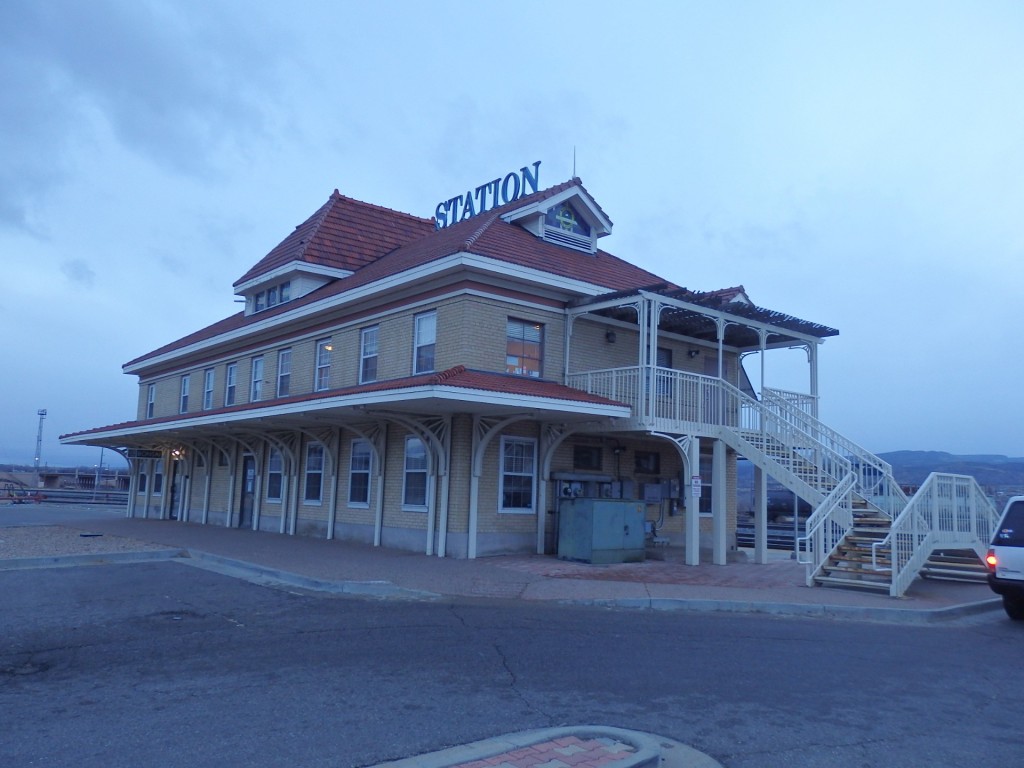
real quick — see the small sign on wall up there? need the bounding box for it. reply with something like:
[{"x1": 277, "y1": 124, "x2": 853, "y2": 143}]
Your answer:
[{"x1": 691, "y1": 475, "x2": 702, "y2": 498}]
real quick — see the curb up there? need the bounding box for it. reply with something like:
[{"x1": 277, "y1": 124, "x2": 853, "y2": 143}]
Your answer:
[
  {"x1": 176, "y1": 549, "x2": 442, "y2": 601},
  {"x1": 0, "y1": 549, "x2": 185, "y2": 571},
  {"x1": 370, "y1": 726, "x2": 722, "y2": 768},
  {"x1": 567, "y1": 594, "x2": 1002, "y2": 624}
]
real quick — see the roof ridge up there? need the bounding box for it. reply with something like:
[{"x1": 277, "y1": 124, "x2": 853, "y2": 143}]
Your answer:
[
  {"x1": 461, "y1": 211, "x2": 502, "y2": 250},
  {"x1": 330, "y1": 189, "x2": 433, "y2": 225}
]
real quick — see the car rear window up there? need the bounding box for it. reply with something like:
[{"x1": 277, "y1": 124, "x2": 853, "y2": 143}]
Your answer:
[{"x1": 994, "y1": 501, "x2": 1024, "y2": 546}]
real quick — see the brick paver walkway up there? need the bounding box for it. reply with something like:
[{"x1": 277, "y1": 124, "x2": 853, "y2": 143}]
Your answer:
[{"x1": 452, "y1": 735, "x2": 637, "y2": 768}]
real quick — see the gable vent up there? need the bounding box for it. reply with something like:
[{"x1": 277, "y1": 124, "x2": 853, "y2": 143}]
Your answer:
[{"x1": 543, "y1": 227, "x2": 595, "y2": 253}]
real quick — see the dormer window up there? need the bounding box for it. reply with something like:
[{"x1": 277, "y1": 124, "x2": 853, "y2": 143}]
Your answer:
[
  {"x1": 543, "y1": 202, "x2": 594, "y2": 252},
  {"x1": 249, "y1": 280, "x2": 293, "y2": 315}
]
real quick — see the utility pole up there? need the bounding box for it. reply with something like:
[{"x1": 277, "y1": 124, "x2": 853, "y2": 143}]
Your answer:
[{"x1": 34, "y1": 409, "x2": 47, "y2": 489}]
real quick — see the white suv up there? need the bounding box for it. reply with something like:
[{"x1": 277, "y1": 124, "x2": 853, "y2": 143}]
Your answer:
[{"x1": 987, "y1": 496, "x2": 1024, "y2": 621}]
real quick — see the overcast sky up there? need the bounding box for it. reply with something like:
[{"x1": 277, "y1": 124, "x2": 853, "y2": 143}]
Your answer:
[{"x1": 2, "y1": 0, "x2": 1022, "y2": 469}]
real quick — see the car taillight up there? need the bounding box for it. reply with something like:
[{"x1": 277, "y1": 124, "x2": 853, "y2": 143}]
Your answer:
[{"x1": 986, "y1": 549, "x2": 998, "y2": 570}]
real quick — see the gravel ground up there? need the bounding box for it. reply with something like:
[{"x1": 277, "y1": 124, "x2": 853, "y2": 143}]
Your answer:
[{"x1": 0, "y1": 525, "x2": 171, "y2": 560}]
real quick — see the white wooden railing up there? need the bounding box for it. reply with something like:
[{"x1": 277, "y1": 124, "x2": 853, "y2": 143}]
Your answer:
[
  {"x1": 872, "y1": 472, "x2": 999, "y2": 597},
  {"x1": 796, "y1": 471, "x2": 858, "y2": 578}
]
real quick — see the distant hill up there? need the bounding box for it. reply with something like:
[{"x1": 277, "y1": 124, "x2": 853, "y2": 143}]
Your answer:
[{"x1": 877, "y1": 451, "x2": 1024, "y2": 488}]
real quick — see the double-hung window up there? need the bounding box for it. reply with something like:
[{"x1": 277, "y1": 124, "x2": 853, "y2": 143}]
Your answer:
[
  {"x1": 250, "y1": 356, "x2": 264, "y2": 402},
  {"x1": 152, "y1": 460, "x2": 164, "y2": 496},
  {"x1": 413, "y1": 311, "x2": 436, "y2": 374},
  {"x1": 315, "y1": 339, "x2": 332, "y2": 391},
  {"x1": 304, "y1": 443, "x2": 324, "y2": 503},
  {"x1": 348, "y1": 439, "x2": 372, "y2": 506},
  {"x1": 266, "y1": 449, "x2": 283, "y2": 502},
  {"x1": 277, "y1": 349, "x2": 291, "y2": 398},
  {"x1": 360, "y1": 326, "x2": 378, "y2": 384},
  {"x1": 402, "y1": 436, "x2": 428, "y2": 510},
  {"x1": 202, "y1": 369, "x2": 215, "y2": 410},
  {"x1": 179, "y1": 376, "x2": 190, "y2": 413},
  {"x1": 506, "y1": 319, "x2": 543, "y2": 378},
  {"x1": 499, "y1": 436, "x2": 536, "y2": 513},
  {"x1": 224, "y1": 363, "x2": 237, "y2": 406},
  {"x1": 146, "y1": 383, "x2": 155, "y2": 418}
]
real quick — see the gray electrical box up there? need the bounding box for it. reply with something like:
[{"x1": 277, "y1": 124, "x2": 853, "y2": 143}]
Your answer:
[{"x1": 558, "y1": 498, "x2": 646, "y2": 564}]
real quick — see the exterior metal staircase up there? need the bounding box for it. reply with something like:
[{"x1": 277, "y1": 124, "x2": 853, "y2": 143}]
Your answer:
[
  {"x1": 569, "y1": 366, "x2": 1000, "y2": 597},
  {"x1": 712, "y1": 381, "x2": 998, "y2": 597}
]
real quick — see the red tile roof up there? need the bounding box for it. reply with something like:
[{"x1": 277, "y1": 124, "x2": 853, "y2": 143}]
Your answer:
[
  {"x1": 232, "y1": 190, "x2": 435, "y2": 287},
  {"x1": 61, "y1": 367, "x2": 626, "y2": 440}
]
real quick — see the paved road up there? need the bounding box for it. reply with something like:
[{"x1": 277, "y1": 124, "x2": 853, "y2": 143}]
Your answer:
[{"x1": 2, "y1": 560, "x2": 1021, "y2": 768}]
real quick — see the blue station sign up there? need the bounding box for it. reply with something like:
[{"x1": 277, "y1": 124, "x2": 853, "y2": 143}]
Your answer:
[{"x1": 434, "y1": 161, "x2": 541, "y2": 230}]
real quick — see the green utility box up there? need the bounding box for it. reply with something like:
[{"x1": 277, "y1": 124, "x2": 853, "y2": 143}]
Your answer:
[{"x1": 557, "y1": 498, "x2": 646, "y2": 564}]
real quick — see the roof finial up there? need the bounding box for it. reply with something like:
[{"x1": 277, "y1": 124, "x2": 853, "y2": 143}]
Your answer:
[{"x1": 572, "y1": 145, "x2": 576, "y2": 178}]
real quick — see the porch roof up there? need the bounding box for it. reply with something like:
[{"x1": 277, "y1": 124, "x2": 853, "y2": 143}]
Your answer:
[
  {"x1": 571, "y1": 285, "x2": 839, "y2": 349},
  {"x1": 60, "y1": 366, "x2": 631, "y2": 449}
]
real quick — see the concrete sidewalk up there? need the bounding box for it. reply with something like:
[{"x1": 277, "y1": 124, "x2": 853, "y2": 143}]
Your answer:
[{"x1": 1, "y1": 512, "x2": 1000, "y2": 624}]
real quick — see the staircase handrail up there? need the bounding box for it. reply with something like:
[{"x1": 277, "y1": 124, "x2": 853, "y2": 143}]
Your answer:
[
  {"x1": 872, "y1": 472, "x2": 1000, "y2": 597},
  {"x1": 761, "y1": 387, "x2": 908, "y2": 514},
  {"x1": 718, "y1": 380, "x2": 855, "y2": 492},
  {"x1": 796, "y1": 471, "x2": 858, "y2": 579}
]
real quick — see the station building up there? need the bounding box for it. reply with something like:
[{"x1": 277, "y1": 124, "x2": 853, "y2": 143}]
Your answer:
[{"x1": 63, "y1": 166, "x2": 853, "y2": 565}]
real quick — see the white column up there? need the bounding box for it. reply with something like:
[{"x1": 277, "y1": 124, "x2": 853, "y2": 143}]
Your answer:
[
  {"x1": 225, "y1": 444, "x2": 237, "y2": 528},
  {"x1": 201, "y1": 450, "x2": 212, "y2": 525},
  {"x1": 686, "y1": 437, "x2": 701, "y2": 565},
  {"x1": 143, "y1": 459, "x2": 154, "y2": 519},
  {"x1": 712, "y1": 439, "x2": 727, "y2": 565},
  {"x1": 754, "y1": 465, "x2": 768, "y2": 565},
  {"x1": 126, "y1": 461, "x2": 138, "y2": 519}
]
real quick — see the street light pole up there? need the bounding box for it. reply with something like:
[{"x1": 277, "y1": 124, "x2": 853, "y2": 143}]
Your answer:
[{"x1": 34, "y1": 409, "x2": 47, "y2": 490}]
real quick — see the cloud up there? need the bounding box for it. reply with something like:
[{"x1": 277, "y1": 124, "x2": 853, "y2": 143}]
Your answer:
[
  {"x1": 60, "y1": 259, "x2": 96, "y2": 286},
  {"x1": 0, "y1": 0, "x2": 290, "y2": 233}
]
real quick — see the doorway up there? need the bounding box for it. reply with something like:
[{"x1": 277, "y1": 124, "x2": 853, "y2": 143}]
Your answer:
[{"x1": 239, "y1": 454, "x2": 255, "y2": 529}]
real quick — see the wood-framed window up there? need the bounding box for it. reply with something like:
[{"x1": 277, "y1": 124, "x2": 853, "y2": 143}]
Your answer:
[
  {"x1": 224, "y1": 362, "x2": 237, "y2": 406},
  {"x1": 360, "y1": 325, "x2": 379, "y2": 384},
  {"x1": 146, "y1": 384, "x2": 155, "y2": 419},
  {"x1": 250, "y1": 356, "x2": 264, "y2": 402},
  {"x1": 402, "y1": 436, "x2": 428, "y2": 510},
  {"x1": 348, "y1": 439, "x2": 372, "y2": 507},
  {"x1": 202, "y1": 368, "x2": 215, "y2": 410},
  {"x1": 304, "y1": 443, "x2": 324, "y2": 503},
  {"x1": 266, "y1": 449, "x2": 283, "y2": 502},
  {"x1": 315, "y1": 339, "x2": 332, "y2": 391},
  {"x1": 277, "y1": 348, "x2": 292, "y2": 398},
  {"x1": 506, "y1": 318, "x2": 543, "y2": 378},
  {"x1": 413, "y1": 312, "x2": 436, "y2": 374},
  {"x1": 179, "y1": 376, "x2": 190, "y2": 413},
  {"x1": 499, "y1": 436, "x2": 536, "y2": 513}
]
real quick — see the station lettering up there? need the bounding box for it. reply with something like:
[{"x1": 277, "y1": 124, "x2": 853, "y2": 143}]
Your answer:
[{"x1": 434, "y1": 161, "x2": 541, "y2": 230}]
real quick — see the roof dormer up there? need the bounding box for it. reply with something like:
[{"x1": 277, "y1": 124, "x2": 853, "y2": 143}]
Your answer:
[{"x1": 500, "y1": 181, "x2": 612, "y2": 254}]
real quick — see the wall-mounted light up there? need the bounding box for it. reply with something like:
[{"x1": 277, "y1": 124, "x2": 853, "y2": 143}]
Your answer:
[
  {"x1": 605, "y1": 331, "x2": 617, "y2": 343},
  {"x1": 687, "y1": 349, "x2": 700, "y2": 359}
]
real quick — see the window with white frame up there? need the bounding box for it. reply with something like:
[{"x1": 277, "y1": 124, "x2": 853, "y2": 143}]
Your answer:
[
  {"x1": 360, "y1": 326, "x2": 378, "y2": 384},
  {"x1": 266, "y1": 449, "x2": 283, "y2": 502},
  {"x1": 146, "y1": 383, "x2": 155, "y2": 419},
  {"x1": 251, "y1": 356, "x2": 264, "y2": 401},
  {"x1": 413, "y1": 311, "x2": 436, "y2": 374},
  {"x1": 699, "y1": 455, "x2": 713, "y2": 516},
  {"x1": 225, "y1": 362, "x2": 237, "y2": 406},
  {"x1": 179, "y1": 375, "x2": 190, "y2": 413},
  {"x1": 348, "y1": 439, "x2": 372, "y2": 506},
  {"x1": 203, "y1": 369, "x2": 215, "y2": 410},
  {"x1": 152, "y1": 460, "x2": 164, "y2": 496},
  {"x1": 315, "y1": 339, "x2": 332, "y2": 391},
  {"x1": 402, "y1": 436, "x2": 428, "y2": 510},
  {"x1": 137, "y1": 467, "x2": 148, "y2": 493},
  {"x1": 499, "y1": 436, "x2": 536, "y2": 513},
  {"x1": 277, "y1": 348, "x2": 292, "y2": 397},
  {"x1": 304, "y1": 443, "x2": 324, "y2": 503},
  {"x1": 506, "y1": 319, "x2": 543, "y2": 378}
]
